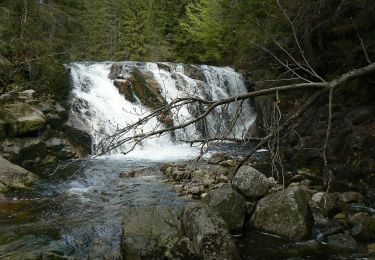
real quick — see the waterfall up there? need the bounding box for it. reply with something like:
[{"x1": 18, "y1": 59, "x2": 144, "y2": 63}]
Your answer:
[{"x1": 67, "y1": 62, "x2": 255, "y2": 159}]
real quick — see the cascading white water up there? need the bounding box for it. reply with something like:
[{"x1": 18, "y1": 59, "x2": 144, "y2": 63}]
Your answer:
[{"x1": 67, "y1": 62, "x2": 255, "y2": 160}]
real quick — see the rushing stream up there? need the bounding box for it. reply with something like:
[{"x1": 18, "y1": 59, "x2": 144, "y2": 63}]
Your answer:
[
  {"x1": 0, "y1": 62, "x2": 256, "y2": 258},
  {"x1": 0, "y1": 158, "x2": 192, "y2": 259}
]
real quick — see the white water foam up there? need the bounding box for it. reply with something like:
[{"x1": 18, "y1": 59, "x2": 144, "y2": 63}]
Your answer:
[{"x1": 67, "y1": 62, "x2": 255, "y2": 160}]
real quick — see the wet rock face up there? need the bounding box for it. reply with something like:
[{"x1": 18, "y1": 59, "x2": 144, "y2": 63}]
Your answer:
[
  {"x1": 0, "y1": 102, "x2": 46, "y2": 139},
  {"x1": 121, "y1": 205, "x2": 182, "y2": 259},
  {"x1": 327, "y1": 233, "x2": 357, "y2": 252},
  {"x1": 250, "y1": 187, "x2": 314, "y2": 240},
  {"x1": 232, "y1": 165, "x2": 271, "y2": 200},
  {"x1": 183, "y1": 202, "x2": 239, "y2": 260},
  {"x1": 202, "y1": 185, "x2": 247, "y2": 232},
  {"x1": 0, "y1": 156, "x2": 39, "y2": 194},
  {"x1": 351, "y1": 215, "x2": 375, "y2": 241},
  {"x1": 113, "y1": 79, "x2": 136, "y2": 103},
  {"x1": 111, "y1": 65, "x2": 174, "y2": 128},
  {"x1": 1, "y1": 132, "x2": 76, "y2": 172},
  {"x1": 63, "y1": 114, "x2": 92, "y2": 156}
]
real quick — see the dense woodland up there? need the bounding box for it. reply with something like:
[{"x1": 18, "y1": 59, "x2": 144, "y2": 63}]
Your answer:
[
  {"x1": 1, "y1": 1, "x2": 375, "y2": 258},
  {"x1": 0, "y1": 0, "x2": 374, "y2": 95}
]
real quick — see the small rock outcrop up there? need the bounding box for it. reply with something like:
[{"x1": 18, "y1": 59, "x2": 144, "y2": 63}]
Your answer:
[
  {"x1": 232, "y1": 165, "x2": 271, "y2": 200},
  {"x1": 121, "y1": 205, "x2": 182, "y2": 259},
  {"x1": 161, "y1": 162, "x2": 235, "y2": 197},
  {"x1": 183, "y1": 202, "x2": 239, "y2": 260},
  {"x1": 202, "y1": 185, "x2": 247, "y2": 232},
  {"x1": 0, "y1": 156, "x2": 39, "y2": 194},
  {"x1": 110, "y1": 65, "x2": 174, "y2": 128},
  {"x1": 0, "y1": 102, "x2": 46, "y2": 139},
  {"x1": 250, "y1": 187, "x2": 314, "y2": 240}
]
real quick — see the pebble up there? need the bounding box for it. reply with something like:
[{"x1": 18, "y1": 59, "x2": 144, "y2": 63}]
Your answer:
[{"x1": 334, "y1": 212, "x2": 347, "y2": 220}]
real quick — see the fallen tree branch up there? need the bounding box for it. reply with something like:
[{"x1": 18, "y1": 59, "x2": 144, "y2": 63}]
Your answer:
[
  {"x1": 95, "y1": 62, "x2": 375, "y2": 159},
  {"x1": 180, "y1": 137, "x2": 263, "y2": 144}
]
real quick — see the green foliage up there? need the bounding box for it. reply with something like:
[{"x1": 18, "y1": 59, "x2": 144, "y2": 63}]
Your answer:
[
  {"x1": 178, "y1": 0, "x2": 226, "y2": 63},
  {"x1": 0, "y1": 0, "x2": 373, "y2": 96},
  {"x1": 0, "y1": 0, "x2": 81, "y2": 95}
]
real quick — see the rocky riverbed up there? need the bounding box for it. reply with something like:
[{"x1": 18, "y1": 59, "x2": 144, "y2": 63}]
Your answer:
[
  {"x1": 1, "y1": 147, "x2": 375, "y2": 259},
  {"x1": 114, "y1": 151, "x2": 375, "y2": 259}
]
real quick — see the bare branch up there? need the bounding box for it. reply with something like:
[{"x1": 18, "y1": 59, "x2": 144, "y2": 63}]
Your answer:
[
  {"x1": 96, "y1": 62, "x2": 375, "y2": 157},
  {"x1": 276, "y1": 0, "x2": 325, "y2": 82},
  {"x1": 180, "y1": 137, "x2": 262, "y2": 144}
]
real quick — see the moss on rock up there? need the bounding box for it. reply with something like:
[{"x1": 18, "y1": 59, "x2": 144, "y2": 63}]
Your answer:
[{"x1": 0, "y1": 102, "x2": 46, "y2": 139}]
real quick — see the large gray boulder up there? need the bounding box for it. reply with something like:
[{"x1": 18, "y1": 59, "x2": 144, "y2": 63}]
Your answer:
[
  {"x1": 0, "y1": 156, "x2": 39, "y2": 194},
  {"x1": 121, "y1": 205, "x2": 183, "y2": 259},
  {"x1": 0, "y1": 102, "x2": 46, "y2": 139},
  {"x1": 183, "y1": 202, "x2": 239, "y2": 260},
  {"x1": 232, "y1": 165, "x2": 271, "y2": 200},
  {"x1": 250, "y1": 187, "x2": 314, "y2": 240},
  {"x1": 202, "y1": 185, "x2": 247, "y2": 232}
]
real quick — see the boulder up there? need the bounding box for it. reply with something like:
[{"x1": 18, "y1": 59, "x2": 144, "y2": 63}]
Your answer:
[
  {"x1": 16, "y1": 138, "x2": 48, "y2": 170},
  {"x1": 183, "y1": 64, "x2": 206, "y2": 81},
  {"x1": 0, "y1": 156, "x2": 39, "y2": 194},
  {"x1": 338, "y1": 191, "x2": 363, "y2": 204},
  {"x1": 0, "y1": 102, "x2": 46, "y2": 139},
  {"x1": 0, "y1": 138, "x2": 26, "y2": 162},
  {"x1": 250, "y1": 187, "x2": 314, "y2": 240},
  {"x1": 327, "y1": 233, "x2": 357, "y2": 252},
  {"x1": 311, "y1": 192, "x2": 340, "y2": 217},
  {"x1": 63, "y1": 114, "x2": 92, "y2": 156},
  {"x1": 183, "y1": 202, "x2": 239, "y2": 260},
  {"x1": 45, "y1": 102, "x2": 68, "y2": 129},
  {"x1": 45, "y1": 137, "x2": 75, "y2": 160},
  {"x1": 121, "y1": 205, "x2": 182, "y2": 259},
  {"x1": 202, "y1": 185, "x2": 247, "y2": 232},
  {"x1": 208, "y1": 152, "x2": 228, "y2": 165},
  {"x1": 232, "y1": 166, "x2": 271, "y2": 200}
]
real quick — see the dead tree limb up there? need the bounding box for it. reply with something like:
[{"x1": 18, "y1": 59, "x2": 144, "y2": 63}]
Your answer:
[
  {"x1": 180, "y1": 137, "x2": 262, "y2": 144},
  {"x1": 96, "y1": 62, "x2": 375, "y2": 158}
]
